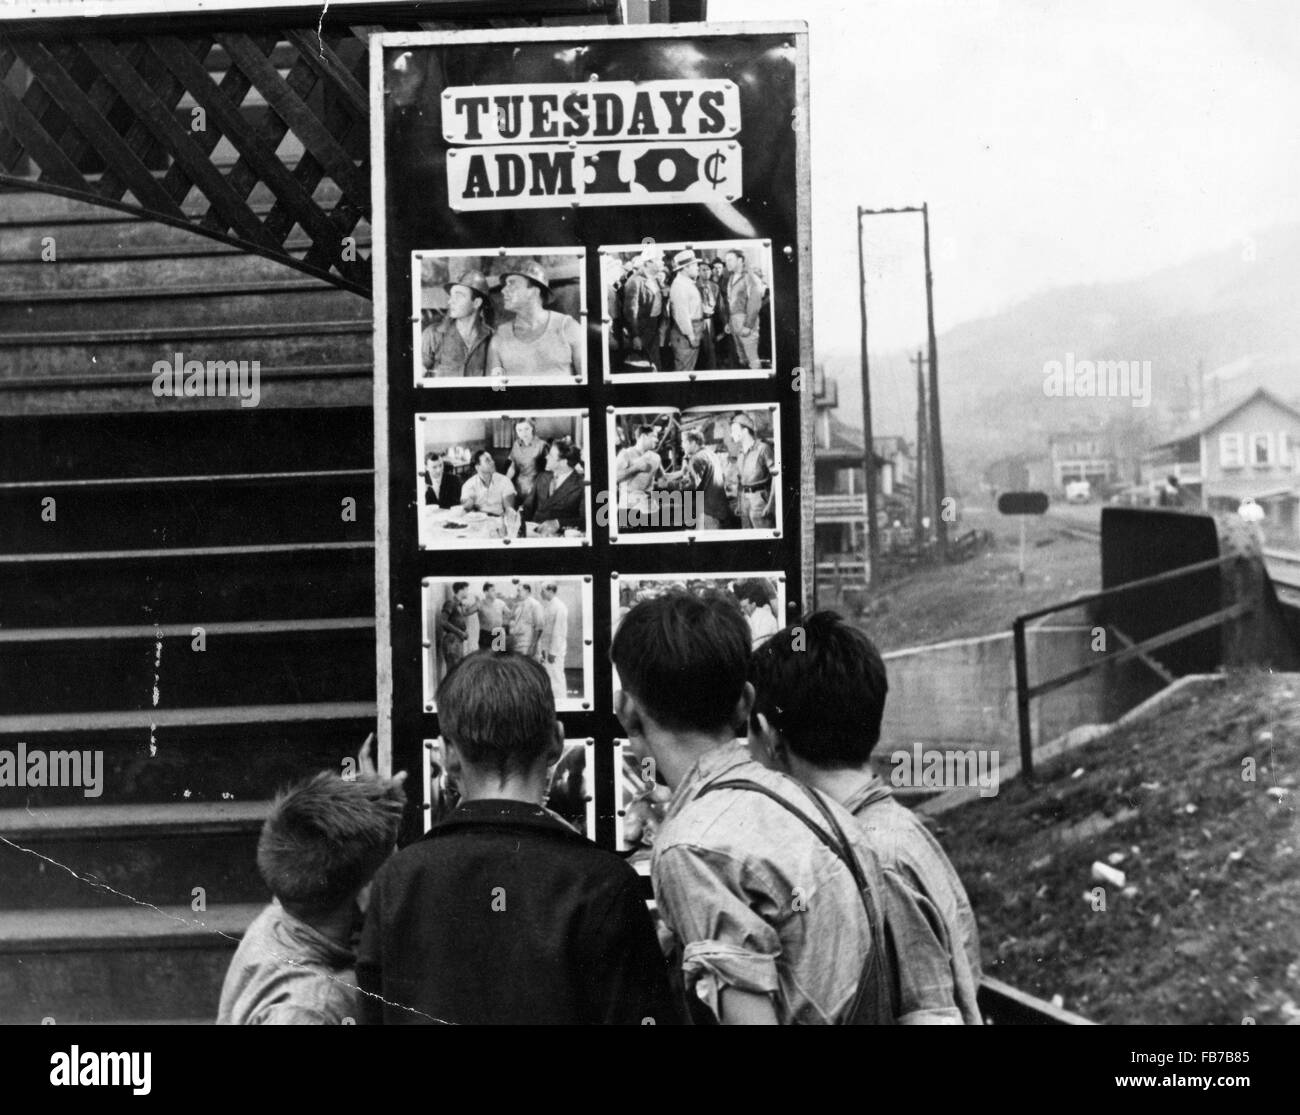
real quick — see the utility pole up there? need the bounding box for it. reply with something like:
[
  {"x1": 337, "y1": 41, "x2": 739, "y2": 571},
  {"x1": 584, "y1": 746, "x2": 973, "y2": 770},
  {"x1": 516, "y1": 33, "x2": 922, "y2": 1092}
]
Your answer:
[
  {"x1": 856, "y1": 206, "x2": 879, "y2": 587},
  {"x1": 913, "y1": 349, "x2": 927, "y2": 542},
  {"x1": 922, "y1": 203, "x2": 948, "y2": 559}
]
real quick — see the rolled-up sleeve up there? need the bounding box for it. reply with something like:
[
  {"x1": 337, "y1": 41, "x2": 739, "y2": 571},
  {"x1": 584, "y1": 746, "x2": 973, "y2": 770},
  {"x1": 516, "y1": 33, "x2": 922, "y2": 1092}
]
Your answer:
[
  {"x1": 879, "y1": 868, "x2": 963, "y2": 1025},
  {"x1": 654, "y1": 842, "x2": 782, "y2": 1019}
]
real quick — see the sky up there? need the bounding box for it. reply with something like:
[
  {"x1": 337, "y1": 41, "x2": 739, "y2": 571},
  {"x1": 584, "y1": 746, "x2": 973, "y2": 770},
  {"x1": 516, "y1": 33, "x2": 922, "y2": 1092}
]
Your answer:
[{"x1": 709, "y1": 0, "x2": 1300, "y2": 352}]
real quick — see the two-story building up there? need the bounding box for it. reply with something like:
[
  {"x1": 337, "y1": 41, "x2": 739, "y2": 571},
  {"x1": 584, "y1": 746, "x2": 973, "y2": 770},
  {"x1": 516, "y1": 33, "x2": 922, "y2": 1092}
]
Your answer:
[
  {"x1": 1148, "y1": 387, "x2": 1300, "y2": 540},
  {"x1": 1048, "y1": 429, "x2": 1119, "y2": 492}
]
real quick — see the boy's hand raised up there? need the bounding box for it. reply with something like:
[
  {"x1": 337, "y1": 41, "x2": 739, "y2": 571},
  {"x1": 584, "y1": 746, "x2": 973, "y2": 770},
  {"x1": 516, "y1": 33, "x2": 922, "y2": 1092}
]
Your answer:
[{"x1": 356, "y1": 732, "x2": 409, "y2": 792}]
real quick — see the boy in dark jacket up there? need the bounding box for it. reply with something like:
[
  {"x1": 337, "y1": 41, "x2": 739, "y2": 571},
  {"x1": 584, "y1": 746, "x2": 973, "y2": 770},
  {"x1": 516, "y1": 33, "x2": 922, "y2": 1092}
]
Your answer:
[{"x1": 357, "y1": 651, "x2": 676, "y2": 1024}]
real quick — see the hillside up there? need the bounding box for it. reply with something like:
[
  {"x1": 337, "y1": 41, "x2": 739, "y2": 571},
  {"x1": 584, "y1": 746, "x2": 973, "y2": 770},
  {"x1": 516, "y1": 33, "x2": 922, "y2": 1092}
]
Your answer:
[
  {"x1": 822, "y1": 223, "x2": 1300, "y2": 485},
  {"x1": 929, "y1": 670, "x2": 1300, "y2": 1024}
]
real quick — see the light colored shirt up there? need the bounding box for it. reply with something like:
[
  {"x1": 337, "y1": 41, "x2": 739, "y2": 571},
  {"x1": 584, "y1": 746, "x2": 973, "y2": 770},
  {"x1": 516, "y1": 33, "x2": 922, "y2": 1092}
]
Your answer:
[
  {"x1": 843, "y1": 775, "x2": 984, "y2": 1025},
  {"x1": 651, "y1": 742, "x2": 885, "y2": 1024},
  {"x1": 490, "y1": 311, "x2": 582, "y2": 377},
  {"x1": 747, "y1": 605, "x2": 779, "y2": 648},
  {"x1": 669, "y1": 271, "x2": 703, "y2": 336},
  {"x1": 217, "y1": 901, "x2": 358, "y2": 1025},
  {"x1": 460, "y1": 472, "x2": 514, "y2": 516},
  {"x1": 510, "y1": 595, "x2": 544, "y2": 654},
  {"x1": 541, "y1": 596, "x2": 569, "y2": 661}
]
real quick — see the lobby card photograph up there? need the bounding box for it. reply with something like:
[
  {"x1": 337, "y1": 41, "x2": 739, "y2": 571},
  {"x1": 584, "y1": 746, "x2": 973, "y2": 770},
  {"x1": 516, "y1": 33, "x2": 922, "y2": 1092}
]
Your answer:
[
  {"x1": 610, "y1": 573, "x2": 786, "y2": 709},
  {"x1": 423, "y1": 737, "x2": 595, "y2": 836},
  {"x1": 416, "y1": 408, "x2": 592, "y2": 549},
  {"x1": 421, "y1": 576, "x2": 595, "y2": 712},
  {"x1": 614, "y1": 741, "x2": 668, "y2": 873},
  {"x1": 411, "y1": 247, "x2": 586, "y2": 387},
  {"x1": 606, "y1": 403, "x2": 782, "y2": 543},
  {"x1": 600, "y1": 238, "x2": 775, "y2": 383}
]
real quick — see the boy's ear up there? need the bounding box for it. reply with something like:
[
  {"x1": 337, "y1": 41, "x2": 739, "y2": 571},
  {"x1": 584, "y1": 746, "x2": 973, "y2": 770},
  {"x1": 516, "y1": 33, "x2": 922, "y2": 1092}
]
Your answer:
[
  {"x1": 732, "y1": 681, "x2": 755, "y2": 737},
  {"x1": 544, "y1": 721, "x2": 565, "y2": 766},
  {"x1": 613, "y1": 689, "x2": 643, "y2": 741}
]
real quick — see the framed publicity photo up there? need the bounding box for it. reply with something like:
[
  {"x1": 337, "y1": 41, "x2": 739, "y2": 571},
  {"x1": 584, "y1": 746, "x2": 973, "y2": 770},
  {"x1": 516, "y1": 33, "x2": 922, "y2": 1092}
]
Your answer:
[
  {"x1": 411, "y1": 246, "x2": 587, "y2": 388},
  {"x1": 421, "y1": 575, "x2": 595, "y2": 713},
  {"x1": 416, "y1": 408, "x2": 593, "y2": 549},
  {"x1": 600, "y1": 238, "x2": 776, "y2": 384},
  {"x1": 423, "y1": 737, "x2": 596, "y2": 837},
  {"x1": 606, "y1": 403, "x2": 783, "y2": 544},
  {"x1": 610, "y1": 571, "x2": 787, "y2": 706},
  {"x1": 613, "y1": 739, "x2": 666, "y2": 876}
]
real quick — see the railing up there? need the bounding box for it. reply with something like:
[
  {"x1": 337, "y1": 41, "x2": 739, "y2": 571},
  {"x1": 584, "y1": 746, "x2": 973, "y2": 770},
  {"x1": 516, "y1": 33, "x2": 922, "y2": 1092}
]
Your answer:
[
  {"x1": 1012, "y1": 553, "x2": 1248, "y2": 778},
  {"x1": 815, "y1": 492, "x2": 867, "y2": 517}
]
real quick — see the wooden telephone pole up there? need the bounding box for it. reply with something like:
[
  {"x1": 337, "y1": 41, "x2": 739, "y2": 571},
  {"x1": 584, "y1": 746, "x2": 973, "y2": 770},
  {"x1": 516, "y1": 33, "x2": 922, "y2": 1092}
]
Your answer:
[
  {"x1": 856, "y1": 206, "x2": 880, "y2": 588},
  {"x1": 913, "y1": 349, "x2": 928, "y2": 542},
  {"x1": 922, "y1": 203, "x2": 948, "y2": 558}
]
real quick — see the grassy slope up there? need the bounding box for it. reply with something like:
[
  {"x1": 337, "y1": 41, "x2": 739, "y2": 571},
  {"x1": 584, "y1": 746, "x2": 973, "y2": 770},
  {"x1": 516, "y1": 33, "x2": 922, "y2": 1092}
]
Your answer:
[{"x1": 928, "y1": 670, "x2": 1300, "y2": 1024}]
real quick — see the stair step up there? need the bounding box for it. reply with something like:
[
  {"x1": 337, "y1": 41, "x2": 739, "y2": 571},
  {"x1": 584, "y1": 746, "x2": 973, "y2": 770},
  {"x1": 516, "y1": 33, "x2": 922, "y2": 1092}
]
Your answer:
[
  {"x1": 0, "y1": 286, "x2": 367, "y2": 330},
  {"x1": 0, "y1": 473, "x2": 373, "y2": 553},
  {"x1": 0, "y1": 714, "x2": 376, "y2": 807},
  {"x1": 0, "y1": 405, "x2": 371, "y2": 481},
  {"x1": 0, "y1": 374, "x2": 373, "y2": 415},
  {"x1": 0, "y1": 619, "x2": 376, "y2": 715},
  {"x1": 0, "y1": 903, "x2": 260, "y2": 1023},
  {"x1": 0, "y1": 542, "x2": 373, "y2": 627},
  {"x1": 0, "y1": 800, "x2": 269, "y2": 839},
  {"x1": 0, "y1": 700, "x2": 376, "y2": 735}
]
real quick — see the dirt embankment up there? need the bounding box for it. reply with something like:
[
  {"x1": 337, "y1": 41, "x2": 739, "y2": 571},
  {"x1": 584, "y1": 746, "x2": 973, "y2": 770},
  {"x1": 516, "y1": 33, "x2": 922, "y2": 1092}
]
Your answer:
[{"x1": 929, "y1": 670, "x2": 1300, "y2": 1024}]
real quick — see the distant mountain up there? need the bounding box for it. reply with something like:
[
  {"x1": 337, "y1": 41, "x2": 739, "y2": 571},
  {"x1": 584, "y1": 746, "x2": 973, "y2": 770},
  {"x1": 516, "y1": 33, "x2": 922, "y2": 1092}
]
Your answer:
[{"x1": 822, "y1": 224, "x2": 1300, "y2": 491}]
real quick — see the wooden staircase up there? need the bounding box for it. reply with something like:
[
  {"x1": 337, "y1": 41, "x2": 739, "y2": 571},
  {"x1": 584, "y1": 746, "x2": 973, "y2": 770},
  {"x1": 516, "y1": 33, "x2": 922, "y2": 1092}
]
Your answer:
[{"x1": 0, "y1": 182, "x2": 376, "y2": 1023}]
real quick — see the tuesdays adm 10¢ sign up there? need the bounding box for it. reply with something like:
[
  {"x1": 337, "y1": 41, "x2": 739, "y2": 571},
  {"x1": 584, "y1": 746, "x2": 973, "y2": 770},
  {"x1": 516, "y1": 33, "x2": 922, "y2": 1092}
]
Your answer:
[{"x1": 442, "y1": 79, "x2": 743, "y2": 209}]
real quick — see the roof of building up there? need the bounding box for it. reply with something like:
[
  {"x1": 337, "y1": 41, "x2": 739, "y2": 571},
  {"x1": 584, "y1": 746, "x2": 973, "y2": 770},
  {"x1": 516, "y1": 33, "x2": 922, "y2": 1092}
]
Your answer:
[{"x1": 1154, "y1": 387, "x2": 1300, "y2": 449}]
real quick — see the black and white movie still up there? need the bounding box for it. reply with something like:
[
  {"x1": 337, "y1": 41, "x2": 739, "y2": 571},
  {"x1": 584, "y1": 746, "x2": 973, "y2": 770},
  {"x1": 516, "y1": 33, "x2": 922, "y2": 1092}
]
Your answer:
[
  {"x1": 422, "y1": 737, "x2": 594, "y2": 837},
  {"x1": 614, "y1": 741, "x2": 668, "y2": 874},
  {"x1": 411, "y1": 248, "x2": 586, "y2": 386},
  {"x1": 609, "y1": 574, "x2": 785, "y2": 711},
  {"x1": 422, "y1": 576, "x2": 594, "y2": 712},
  {"x1": 600, "y1": 238, "x2": 774, "y2": 382},
  {"x1": 606, "y1": 404, "x2": 782, "y2": 541},
  {"x1": 416, "y1": 409, "x2": 592, "y2": 549}
]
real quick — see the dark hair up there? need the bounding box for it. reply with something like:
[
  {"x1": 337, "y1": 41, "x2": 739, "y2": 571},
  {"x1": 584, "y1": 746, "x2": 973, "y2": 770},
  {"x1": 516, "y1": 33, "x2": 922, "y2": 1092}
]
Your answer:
[
  {"x1": 451, "y1": 581, "x2": 468, "y2": 594},
  {"x1": 748, "y1": 611, "x2": 888, "y2": 767},
  {"x1": 735, "y1": 579, "x2": 772, "y2": 607},
  {"x1": 482, "y1": 582, "x2": 494, "y2": 593},
  {"x1": 550, "y1": 436, "x2": 583, "y2": 469},
  {"x1": 725, "y1": 249, "x2": 745, "y2": 263},
  {"x1": 635, "y1": 424, "x2": 657, "y2": 439},
  {"x1": 683, "y1": 429, "x2": 704, "y2": 449},
  {"x1": 610, "y1": 591, "x2": 750, "y2": 733},
  {"x1": 425, "y1": 451, "x2": 440, "y2": 464},
  {"x1": 257, "y1": 772, "x2": 405, "y2": 916},
  {"x1": 437, "y1": 651, "x2": 555, "y2": 779},
  {"x1": 472, "y1": 448, "x2": 495, "y2": 469}
]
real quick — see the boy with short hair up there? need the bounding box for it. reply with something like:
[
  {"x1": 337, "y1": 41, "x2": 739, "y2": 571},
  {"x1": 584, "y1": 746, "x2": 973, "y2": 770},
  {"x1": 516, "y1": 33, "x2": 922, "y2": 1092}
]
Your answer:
[
  {"x1": 747, "y1": 611, "x2": 983, "y2": 1024},
  {"x1": 357, "y1": 650, "x2": 676, "y2": 1024},
  {"x1": 610, "y1": 591, "x2": 902, "y2": 1025},
  {"x1": 218, "y1": 745, "x2": 406, "y2": 1025}
]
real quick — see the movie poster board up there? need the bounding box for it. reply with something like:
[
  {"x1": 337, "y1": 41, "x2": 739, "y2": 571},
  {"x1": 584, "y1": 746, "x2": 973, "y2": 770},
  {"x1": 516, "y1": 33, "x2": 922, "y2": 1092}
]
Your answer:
[{"x1": 373, "y1": 23, "x2": 813, "y2": 846}]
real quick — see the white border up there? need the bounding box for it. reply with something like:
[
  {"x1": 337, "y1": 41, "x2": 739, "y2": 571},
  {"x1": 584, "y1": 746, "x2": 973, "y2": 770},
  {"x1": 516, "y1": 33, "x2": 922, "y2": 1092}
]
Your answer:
[
  {"x1": 416, "y1": 408, "x2": 594, "y2": 550},
  {"x1": 421, "y1": 575, "x2": 597, "y2": 713},
  {"x1": 605, "y1": 403, "x2": 784, "y2": 545},
  {"x1": 411, "y1": 246, "x2": 588, "y2": 389},
  {"x1": 600, "y1": 238, "x2": 777, "y2": 385},
  {"x1": 374, "y1": 23, "x2": 810, "y2": 49}
]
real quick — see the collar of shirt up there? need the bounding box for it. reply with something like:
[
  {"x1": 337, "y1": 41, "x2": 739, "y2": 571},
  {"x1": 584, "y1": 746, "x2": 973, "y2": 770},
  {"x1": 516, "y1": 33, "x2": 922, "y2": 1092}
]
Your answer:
[
  {"x1": 425, "y1": 797, "x2": 583, "y2": 841},
  {"x1": 662, "y1": 738, "x2": 752, "y2": 824},
  {"x1": 269, "y1": 899, "x2": 356, "y2": 971},
  {"x1": 839, "y1": 772, "x2": 895, "y2": 816}
]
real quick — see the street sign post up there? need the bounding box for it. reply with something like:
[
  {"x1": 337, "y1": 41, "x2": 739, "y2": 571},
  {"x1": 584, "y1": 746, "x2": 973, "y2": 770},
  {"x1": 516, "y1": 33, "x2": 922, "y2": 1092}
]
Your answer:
[{"x1": 997, "y1": 490, "x2": 1049, "y2": 586}]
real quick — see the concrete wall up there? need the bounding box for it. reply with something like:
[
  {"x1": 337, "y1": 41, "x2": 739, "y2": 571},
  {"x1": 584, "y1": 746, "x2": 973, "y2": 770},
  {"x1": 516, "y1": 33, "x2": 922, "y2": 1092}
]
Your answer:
[{"x1": 872, "y1": 626, "x2": 1163, "y2": 776}]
